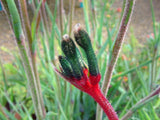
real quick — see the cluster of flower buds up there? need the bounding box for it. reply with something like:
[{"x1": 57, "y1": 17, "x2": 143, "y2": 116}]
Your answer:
[
  {"x1": 58, "y1": 23, "x2": 101, "y2": 88},
  {"x1": 55, "y1": 24, "x2": 119, "y2": 120}
]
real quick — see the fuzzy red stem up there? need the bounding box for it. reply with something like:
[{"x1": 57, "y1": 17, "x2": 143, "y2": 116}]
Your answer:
[
  {"x1": 54, "y1": 68, "x2": 119, "y2": 120},
  {"x1": 87, "y1": 85, "x2": 119, "y2": 120}
]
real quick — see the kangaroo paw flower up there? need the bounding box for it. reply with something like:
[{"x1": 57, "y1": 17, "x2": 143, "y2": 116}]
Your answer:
[{"x1": 54, "y1": 26, "x2": 119, "y2": 120}]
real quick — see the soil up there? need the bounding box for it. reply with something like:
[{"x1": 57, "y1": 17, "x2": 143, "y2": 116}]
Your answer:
[
  {"x1": 114, "y1": 0, "x2": 160, "y2": 43},
  {"x1": 0, "y1": 0, "x2": 160, "y2": 62}
]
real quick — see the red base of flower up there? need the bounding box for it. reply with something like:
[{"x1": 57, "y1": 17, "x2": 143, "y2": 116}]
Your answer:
[
  {"x1": 55, "y1": 67, "x2": 119, "y2": 120},
  {"x1": 89, "y1": 73, "x2": 101, "y2": 85}
]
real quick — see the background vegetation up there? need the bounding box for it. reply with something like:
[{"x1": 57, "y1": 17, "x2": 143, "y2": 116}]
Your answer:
[{"x1": 0, "y1": 0, "x2": 160, "y2": 120}]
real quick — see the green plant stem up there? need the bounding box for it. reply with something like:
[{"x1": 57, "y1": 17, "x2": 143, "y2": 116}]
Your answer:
[
  {"x1": 150, "y1": 0, "x2": 158, "y2": 90},
  {"x1": 41, "y1": 0, "x2": 50, "y2": 33},
  {"x1": 3, "y1": 0, "x2": 44, "y2": 119},
  {"x1": 0, "y1": 58, "x2": 8, "y2": 91},
  {"x1": 151, "y1": 47, "x2": 157, "y2": 90},
  {"x1": 96, "y1": 0, "x2": 136, "y2": 120},
  {"x1": 83, "y1": 0, "x2": 90, "y2": 34},
  {"x1": 121, "y1": 86, "x2": 160, "y2": 120},
  {"x1": 69, "y1": 0, "x2": 75, "y2": 36},
  {"x1": 150, "y1": 0, "x2": 157, "y2": 39},
  {"x1": 18, "y1": 0, "x2": 37, "y2": 78},
  {"x1": 52, "y1": 61, "x2": 62, "y2": 102},
  {"x1": 34, "y1": 0, "x2": 49, "y2": 36},
  {"x1": 17, "y1": 37, "x2": 44, "y2": 119},
  {"x1": 18, "y1": 0, "x2": 46, "y2": 117},
  {"x1": 150, "y1": 0, "x2": 158, "y2": 91},
  {"x1": 19, "y1": 0, "x2": 32, "y2": 54},
  {"x1": 102, "y1": 0, "x2": 135, "y2": 95},
  {"x1": 59, "y1": 0, "x2": 63, "y2": 37},
  {"x1": 45, "y1": 2, "x2": 62, "y2": 102},
  {"x1": 90, "y1": 0, "x2": 97, "y2": 43},
  {"x1": 91, "y1": 0, "x2": 97, "y2": 27}
]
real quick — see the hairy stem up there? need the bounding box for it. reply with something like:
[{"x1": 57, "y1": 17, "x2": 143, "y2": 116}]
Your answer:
[
  {"x1": 102, "y1": 0, "x2": 135, "y2": 96},
  {"x1": 121, "y1": 86, "x2": 160, "y2": 120},
  {"x1": 96, "y1": 0, "x2": 136, "y2": 119},
  {"x1": 18, "y1": 0, "x2": 46, "y2": 116},
  {"x1": 18, "y1": 0, "x2": 37, "y2": 78},
  {"x1": 89, "y1": 85, "x2": 119, "y2": 120},
  {"x1": 2, "y1": 0, "x2": 44, "y2": 119},
  {"x1": 17, "y1": 38, "x2": 44, "y2": 119},
  {"x1": 19, "y1": 0, "x2": 32, "y2": 54}
]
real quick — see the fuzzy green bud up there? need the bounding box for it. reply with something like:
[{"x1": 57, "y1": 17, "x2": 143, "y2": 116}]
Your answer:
[
  {"x1": 59, "y1": 56, "x2": 73, "y2": 77},
  {"x1": 74, "y1": 23, "x2": 92, "y2": 50},
  {"x1": 61, "y1": 34, "x2": 83, "y2": 79},
  {"x1": 74, "y1": 24, "x2": 99, "y2": 76}
]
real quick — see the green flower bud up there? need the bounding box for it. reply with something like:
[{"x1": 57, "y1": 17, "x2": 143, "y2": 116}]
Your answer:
[
  {"x1": 74, "y1": 24, "x2": 99, "y2": 76},
  {"x1": 74, "y1": 23, "x2": 91, "y2": 50},
  {"x1": 59, "y1": 56, "x2": 73, "y2": 77},
  {"x1": 61, "y1": 34, "x2": 83, "y2": 79}
]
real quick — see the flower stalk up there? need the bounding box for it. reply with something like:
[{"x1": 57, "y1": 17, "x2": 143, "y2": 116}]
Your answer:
[
  {"x1": 102, "y1": 0, "x2": 136, "y2": 99},
  {"x1": 96, "y1": 0, "x2": 136, "y2": 119}
]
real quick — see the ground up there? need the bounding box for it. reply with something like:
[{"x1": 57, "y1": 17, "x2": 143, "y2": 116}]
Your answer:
[{"x1": 0, "y1": 0, "x2": 160, "y2": 62}]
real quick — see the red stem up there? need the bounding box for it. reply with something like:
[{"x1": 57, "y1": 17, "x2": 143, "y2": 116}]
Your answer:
[
  {"x1": 88, "y1": 85, "x2": 119, "y2": 120},
  {"x1": 54, "y1": 68, "x2": 119, "y2": 120}
]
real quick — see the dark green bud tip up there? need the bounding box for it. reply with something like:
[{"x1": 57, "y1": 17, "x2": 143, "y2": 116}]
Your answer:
[
  {"x1": 61, "y1": 34, "x2": 83, "y2": 79},
  {"x1": 59, "y1": 56, "x2": 73, "y2": 77},
  {"x1": 62, "y1": 34, "x2": 76, "y2": 59},
  {"x1": 74, "y1": 23, "x2": 92, "y2": 50}
]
